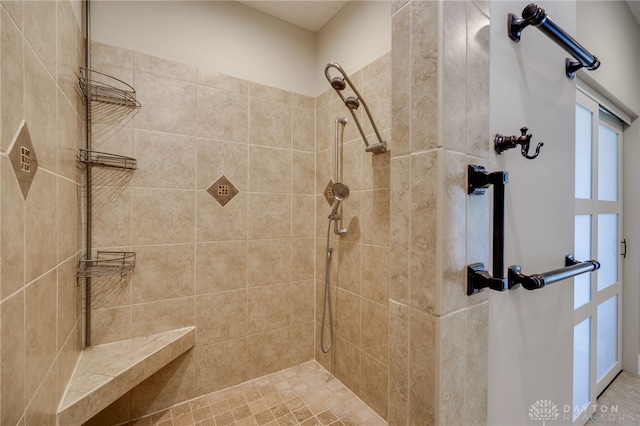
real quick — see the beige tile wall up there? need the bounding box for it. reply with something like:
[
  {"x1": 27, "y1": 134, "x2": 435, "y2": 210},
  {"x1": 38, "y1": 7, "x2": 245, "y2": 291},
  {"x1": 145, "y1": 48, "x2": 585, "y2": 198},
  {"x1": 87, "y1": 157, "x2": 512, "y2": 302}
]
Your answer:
[
  {"x1": 87, "y1": 41, "x2": 317, "y2": 420},
  {"x1": 315, "y1": 53, "x2": 392, "y2": 420},
  {"x1": 0, "y1": 0, "x2": 84, "y2": 424},
  {"x1": 389, "y1": 1, "x2": 490, "y2": 425}
]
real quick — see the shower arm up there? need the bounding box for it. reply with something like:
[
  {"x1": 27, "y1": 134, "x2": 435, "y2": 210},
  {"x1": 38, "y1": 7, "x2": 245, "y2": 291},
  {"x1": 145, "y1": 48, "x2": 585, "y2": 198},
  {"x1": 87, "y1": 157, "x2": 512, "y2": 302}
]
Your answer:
[{"x1": 325, "y1": 63, "x2": 387, "y2": 154}]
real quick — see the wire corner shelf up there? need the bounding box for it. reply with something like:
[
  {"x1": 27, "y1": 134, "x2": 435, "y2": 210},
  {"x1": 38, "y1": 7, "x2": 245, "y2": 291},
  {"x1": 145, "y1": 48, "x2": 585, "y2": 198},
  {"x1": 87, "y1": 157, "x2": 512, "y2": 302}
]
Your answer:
[
  {"x1": 78, "y1": 67, "x2": 142, "y2": 108},
  {"x1": 78, "y1": 148, "x2": 137, "y2": 170},
  {"x1": 77, "y1": 251, "x2": 136, "y2": 279}
]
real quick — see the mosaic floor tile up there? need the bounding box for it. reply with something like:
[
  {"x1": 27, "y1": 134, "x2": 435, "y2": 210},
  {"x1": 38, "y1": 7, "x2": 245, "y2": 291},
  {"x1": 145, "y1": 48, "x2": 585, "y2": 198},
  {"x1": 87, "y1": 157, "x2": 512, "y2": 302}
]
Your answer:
[{"x1": 128, "y1": 361, "x2": 386, "y2": 426}]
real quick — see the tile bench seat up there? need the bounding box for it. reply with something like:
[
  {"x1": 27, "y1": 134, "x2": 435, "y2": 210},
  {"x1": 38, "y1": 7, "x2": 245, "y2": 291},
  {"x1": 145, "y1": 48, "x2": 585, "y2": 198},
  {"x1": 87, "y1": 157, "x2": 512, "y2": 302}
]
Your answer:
[{"x1": 56, "y1": 327, "x2": 195, "y2": 426}]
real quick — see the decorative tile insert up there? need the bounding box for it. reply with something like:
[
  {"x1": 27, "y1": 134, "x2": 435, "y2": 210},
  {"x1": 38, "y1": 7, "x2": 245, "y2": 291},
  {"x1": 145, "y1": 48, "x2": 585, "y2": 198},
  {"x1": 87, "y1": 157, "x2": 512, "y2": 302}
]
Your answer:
[
  {"x1": 8, "y1": 122, "x2": 38, "y2": 199},
  {"x1": 20, "y1": 147, "x2": 32, "y2": 172},
  {"x1": 323, "y1": 179, "x2": 335, "y2": 207},
  {"x1": 207, "y1": 175, "x2": 239, "y2": 207}
]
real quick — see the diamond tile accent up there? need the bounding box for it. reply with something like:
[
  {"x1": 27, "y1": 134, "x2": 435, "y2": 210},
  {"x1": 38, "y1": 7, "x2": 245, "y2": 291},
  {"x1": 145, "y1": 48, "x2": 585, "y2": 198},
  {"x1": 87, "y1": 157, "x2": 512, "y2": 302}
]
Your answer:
[
  {"x1": 323, "y1": 179, "x2": 335, "y2": 207},
  {"x1": 8, "y1": 122, "x2": 38, "y2": 200},
  {"x1": 207, "y1": 175, "x2": 239, "y2": 207}
]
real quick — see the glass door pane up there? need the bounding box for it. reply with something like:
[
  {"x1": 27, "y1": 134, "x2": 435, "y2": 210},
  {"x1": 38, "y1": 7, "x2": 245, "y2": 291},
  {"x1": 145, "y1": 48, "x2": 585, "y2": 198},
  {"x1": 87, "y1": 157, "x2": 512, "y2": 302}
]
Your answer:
[
  {"x1": 597, "y1": 214, "x2": 618, "y2": 291},
  {"x1": 575, "y1": 104, "x2": 593, "y2": 199},
  {"x1": 596, "y1": 295, "x2": 618, "y2": 382},
  {"x1": 598, "y1": 124, "x2": 618, "y2": 201},
  {"x1": 573, "y1": 317, "x2": 591, "y2": 420}
]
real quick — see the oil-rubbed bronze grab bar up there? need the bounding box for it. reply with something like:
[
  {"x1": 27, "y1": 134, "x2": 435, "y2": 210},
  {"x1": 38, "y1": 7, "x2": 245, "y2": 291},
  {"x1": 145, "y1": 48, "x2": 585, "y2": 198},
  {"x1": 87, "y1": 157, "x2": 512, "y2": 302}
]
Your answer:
[
  {"x1": 508, "y1": 3, "x2": 600, "y2": 79},
  {"x1": 467, "y1": 165, "x2": 509, "y2": 295},
  {"x1": 508, "y1": 255, "x2": 600, "y2": 291},
  {"x1": 467, "y1": 165, "x2": 600, "y2": 295}
]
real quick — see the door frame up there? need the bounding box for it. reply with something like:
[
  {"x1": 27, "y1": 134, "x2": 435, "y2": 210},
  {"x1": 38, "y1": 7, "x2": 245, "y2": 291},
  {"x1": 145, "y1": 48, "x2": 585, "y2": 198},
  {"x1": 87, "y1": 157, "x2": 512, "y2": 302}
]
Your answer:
[
  {"x1": 577, "y1": 80, "x2": 639, "y2": 379},
  {"x1": 573, "y1": 87, "x2": 625, "y2": 422}
]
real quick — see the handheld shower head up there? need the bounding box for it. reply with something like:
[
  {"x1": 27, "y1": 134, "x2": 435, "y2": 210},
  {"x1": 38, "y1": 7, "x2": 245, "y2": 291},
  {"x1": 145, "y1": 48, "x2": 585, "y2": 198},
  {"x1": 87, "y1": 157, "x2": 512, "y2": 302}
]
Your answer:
[
  {"x1": 332, "y1": 182, "x2": 350, "y2": 202},
  {"x1": 329, "y1": 182, "x2": 350, "y2": 218},
  {"x1": 330, "y1": 77, "x2": 346, "y2": 91},
  {"x1": 329, "y1": 182, "x2": 350, "y2": 236},
  {"x1": 344, "y1": 96, "x2": 360, "y2": 110}
]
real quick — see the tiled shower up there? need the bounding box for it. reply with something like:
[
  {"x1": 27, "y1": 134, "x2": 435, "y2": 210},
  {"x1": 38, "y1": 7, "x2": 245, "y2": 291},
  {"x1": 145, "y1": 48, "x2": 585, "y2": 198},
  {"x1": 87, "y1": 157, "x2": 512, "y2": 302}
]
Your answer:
[
  {"x1": 86, "y1": 40, "x2": 321, "y2": 416},
  {"x1": 79, "y1": 39, "x2": 391, "y2": 422},
  {"x1": 0, "y1": 0, "x2": 491, "y2": 424}
]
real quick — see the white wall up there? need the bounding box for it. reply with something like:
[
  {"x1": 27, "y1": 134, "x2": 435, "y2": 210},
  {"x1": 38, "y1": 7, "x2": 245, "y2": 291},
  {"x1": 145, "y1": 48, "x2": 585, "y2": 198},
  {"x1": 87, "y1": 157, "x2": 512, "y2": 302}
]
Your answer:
[
  {"x1": 91, "y1": 1, "x2": 391, "y2": 97},
  {"x1": 488, "y1": 2, "x2": 578, "y2": 424},
  {"x1": 315, "y1": 0, "x2": 391, "y2": 94},
  {"x1": 489, "y1": 1, "x2": 640, "y2": 423},
  {"x1": 576, "y1": 1, "x2": 640, "y2": 117},
  {"x1": 623, "y1": 117, "x2": 640, "y2": 375},
  {"x1": 91, "y1": 1, "x2": 317, "y2": 95}
]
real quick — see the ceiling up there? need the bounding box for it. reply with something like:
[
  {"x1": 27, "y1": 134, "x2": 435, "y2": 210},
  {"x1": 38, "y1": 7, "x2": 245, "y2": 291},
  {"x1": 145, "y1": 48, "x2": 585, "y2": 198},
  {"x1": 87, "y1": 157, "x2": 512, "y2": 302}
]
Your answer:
[
  {"x1": 237, "y1": 1, "x2": 349, "y2": 33},
  {"x1": 627, "y1": 0, "x2": 640, "y2": 25},
  {"x1": 238, "y1": 1, "x2": 640, "y2": 33}
]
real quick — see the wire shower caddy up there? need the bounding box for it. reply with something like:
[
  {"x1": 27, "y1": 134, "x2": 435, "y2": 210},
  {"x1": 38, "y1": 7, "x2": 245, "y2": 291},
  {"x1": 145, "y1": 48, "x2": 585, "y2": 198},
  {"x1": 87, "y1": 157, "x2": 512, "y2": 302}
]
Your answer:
[{"x1": 78, "y1": 67, "x2": 142, "y2": 107}]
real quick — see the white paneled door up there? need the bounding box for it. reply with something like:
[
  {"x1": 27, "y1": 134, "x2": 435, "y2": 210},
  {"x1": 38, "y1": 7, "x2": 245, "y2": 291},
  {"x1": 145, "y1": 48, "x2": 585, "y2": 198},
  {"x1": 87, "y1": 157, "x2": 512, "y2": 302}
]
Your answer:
[{"x1": 573, "y1": 90, "x2": 624, "y2": 422}]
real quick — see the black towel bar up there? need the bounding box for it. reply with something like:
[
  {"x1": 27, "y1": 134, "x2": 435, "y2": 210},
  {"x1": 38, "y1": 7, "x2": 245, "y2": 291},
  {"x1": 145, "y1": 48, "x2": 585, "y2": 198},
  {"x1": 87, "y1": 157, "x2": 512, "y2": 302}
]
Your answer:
[
  {"x1": 508, "y1": 3, "x2": 600, "y2": 79},
  {"x1": 508, "y1": 254, "x2": 600, "y2": 291}
]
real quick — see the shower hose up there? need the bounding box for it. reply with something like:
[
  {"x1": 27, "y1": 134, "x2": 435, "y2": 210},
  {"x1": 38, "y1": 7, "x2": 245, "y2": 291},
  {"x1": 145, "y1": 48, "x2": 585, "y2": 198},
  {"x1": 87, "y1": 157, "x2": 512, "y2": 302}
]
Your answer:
[{"x1": 321, "y1": 218, "x2": 334, "y2": 353}]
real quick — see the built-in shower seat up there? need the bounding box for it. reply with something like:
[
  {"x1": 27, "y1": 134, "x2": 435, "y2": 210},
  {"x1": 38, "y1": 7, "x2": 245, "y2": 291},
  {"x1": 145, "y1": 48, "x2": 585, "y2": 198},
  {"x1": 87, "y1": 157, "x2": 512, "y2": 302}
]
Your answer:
[{"x1": 56, "y1": 326, "x2": 195, "y2": 425}]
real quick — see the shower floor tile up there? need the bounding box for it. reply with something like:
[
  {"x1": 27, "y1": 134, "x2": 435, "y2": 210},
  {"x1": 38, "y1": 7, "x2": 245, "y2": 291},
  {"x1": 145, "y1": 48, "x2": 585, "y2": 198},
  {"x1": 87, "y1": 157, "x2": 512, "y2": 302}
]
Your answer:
[{"x1": 129, "y1": 361, "x2": 387, "y2": 426}]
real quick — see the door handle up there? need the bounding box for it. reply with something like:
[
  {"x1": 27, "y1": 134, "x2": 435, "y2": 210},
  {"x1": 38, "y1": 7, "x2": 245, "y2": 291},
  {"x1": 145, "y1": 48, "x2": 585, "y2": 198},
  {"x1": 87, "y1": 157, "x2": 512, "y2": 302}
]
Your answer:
[{"x1": 621, "y1": 239, "x2": 627, "y2": 259}]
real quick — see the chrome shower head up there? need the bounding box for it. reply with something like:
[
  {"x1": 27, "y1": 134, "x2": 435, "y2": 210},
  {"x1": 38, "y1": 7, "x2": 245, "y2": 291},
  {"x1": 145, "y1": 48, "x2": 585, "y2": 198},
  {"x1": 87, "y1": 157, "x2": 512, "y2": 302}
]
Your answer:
[
  {"x1": 332, "y1": 182, "x2": 350, "y2": 202},
  {"x1": 329, "y1": 182, "x2": 350, "y2": 219},
  {"x1": 331, "y1": 77, "x2": 346, "y2": 91},
  {"x1": 344, "y1": 96, "x2": 360, "y2": 110}
]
